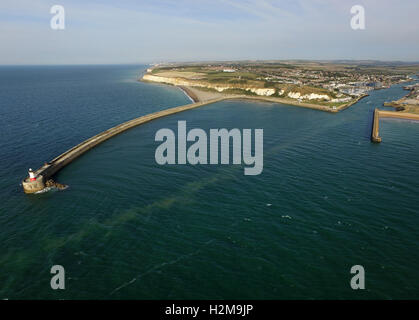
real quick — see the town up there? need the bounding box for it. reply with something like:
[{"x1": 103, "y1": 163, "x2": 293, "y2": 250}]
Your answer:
[{"x1": 144, "y1": 60, "x2": 418, "y2": 109}]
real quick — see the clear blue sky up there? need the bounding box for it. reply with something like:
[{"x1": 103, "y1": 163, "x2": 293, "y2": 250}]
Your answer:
[{"x1": 1, "y1": 0, "x2": 418, "y2": 64}]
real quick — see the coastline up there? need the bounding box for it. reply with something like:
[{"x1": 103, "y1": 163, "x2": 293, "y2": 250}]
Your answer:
[
  {"x1": 178, "y1": 86, "x2": 197, "y2": 103},
  {"x1": 155, "y1": 81, "x2": 368, "y2": 113},
  {"x1": 382, "y1": 80, "x2": 419, "y2": 114},
  {"x1": 141, "y1": 71, "x2": 374, "y2": 113}
]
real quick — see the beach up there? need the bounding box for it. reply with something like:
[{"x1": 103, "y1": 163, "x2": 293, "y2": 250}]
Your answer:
[{"x1": 172, "y1": 85, "x2": 366, "y2": 113}]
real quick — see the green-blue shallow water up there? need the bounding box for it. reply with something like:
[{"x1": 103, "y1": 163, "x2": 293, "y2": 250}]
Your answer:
[{"x1": 0, "y1": 65, "x2": 418, "y2": 299}]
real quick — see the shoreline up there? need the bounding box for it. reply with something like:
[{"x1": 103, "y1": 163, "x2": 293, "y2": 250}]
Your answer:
[
  {"x1": 382, "y1": 80, "x2": 419, "y2": 114},
  {"x1": 169, "y1": 84, "x2": 368, "y2": 113},
  {"x1": 178, "y1": 86, "x2": 198, "y2": 103},
  {"x1": 141, "y1": 73, "x2": 371, "y2": 113}
]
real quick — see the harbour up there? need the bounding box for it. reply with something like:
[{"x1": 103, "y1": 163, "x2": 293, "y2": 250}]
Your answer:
[{"x1": 1, "y1": 65, "x2": 418, "y2": 299}]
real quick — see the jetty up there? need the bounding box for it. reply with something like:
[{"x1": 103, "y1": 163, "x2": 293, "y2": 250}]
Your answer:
[
  {"x1": 22, "y1": 97, "x2": 226, "y2": 193},
  {"x1": 371, "y1": 109, "x2": 382, "y2": 142},
  {"x1": 371, "y1": 108, "x2": 419, "y2": 143}
]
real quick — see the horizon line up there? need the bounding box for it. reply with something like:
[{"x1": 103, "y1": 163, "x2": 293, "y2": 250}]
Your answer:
[{"x1": 2, "y1": 58, "x2": 419, "y2": 67}]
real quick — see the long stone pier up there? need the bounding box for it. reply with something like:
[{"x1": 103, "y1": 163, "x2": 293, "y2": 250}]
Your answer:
[
  {"x1": 22, "y1": 97, "x2": 227, "y2": 193},
  {"x1": 371, "y1": 108, "x2": 419, "y2": 143}
]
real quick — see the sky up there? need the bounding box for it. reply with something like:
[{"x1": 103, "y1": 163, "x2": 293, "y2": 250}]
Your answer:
[{"x1": 0, "y1": 0, "x2": 418, "y2": 65}]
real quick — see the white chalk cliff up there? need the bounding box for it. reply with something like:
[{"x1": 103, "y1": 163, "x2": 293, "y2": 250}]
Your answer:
[
  {"x1": 143, "y1": 74, "x2": 276, "y2": 96},
  {"x1": 144, "y1": 74, "x2": 335, "y2": 101},
  {"x1": 288, "y1": 92, "x2": 331, "y2": 100}
]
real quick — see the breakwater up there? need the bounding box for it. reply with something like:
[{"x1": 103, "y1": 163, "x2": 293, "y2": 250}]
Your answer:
[
  {"x1": 21, "y1": 91, "x2": 371, "y2": 193},
  {"x1": 371, "y1": 108, "x2": 419, "y2": 143},
  {"x1": 22, "y1": 97, "x2": 227, "y2": 193},
  {"x1": 371, "y1": 108, "x2": 382, "y2": 143}
]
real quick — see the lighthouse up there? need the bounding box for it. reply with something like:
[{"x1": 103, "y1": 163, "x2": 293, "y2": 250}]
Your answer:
[
  {"x1": 22, "y1": 168, "x2": 45, "y2": 193},
  {"x1": 28, "y1": 168, "x2": 36, "y2": 181}
]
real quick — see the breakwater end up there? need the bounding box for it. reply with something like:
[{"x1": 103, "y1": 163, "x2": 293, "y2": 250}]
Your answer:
[{"x1": 371, "y1": 108, "x2": 419, "y2": 143}]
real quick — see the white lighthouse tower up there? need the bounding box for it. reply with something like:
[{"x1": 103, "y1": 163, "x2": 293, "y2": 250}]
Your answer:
[{"x1": 28, "y1": 168, "x2": 36, "y2": 181}]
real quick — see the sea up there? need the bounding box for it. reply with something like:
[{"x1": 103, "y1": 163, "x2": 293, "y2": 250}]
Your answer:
[{"x1": 0, "y1": 65, "x2": 418, "y2": 299}]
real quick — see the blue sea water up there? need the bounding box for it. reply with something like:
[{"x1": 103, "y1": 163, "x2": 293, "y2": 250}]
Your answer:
[{"x1": 0, "y1": 65, "x2": 418, "y2": 299}]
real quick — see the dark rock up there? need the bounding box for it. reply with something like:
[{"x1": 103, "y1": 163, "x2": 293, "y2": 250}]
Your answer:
[{"x1": 45, "y1": 179, "x2": 68, "y2": 190}]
